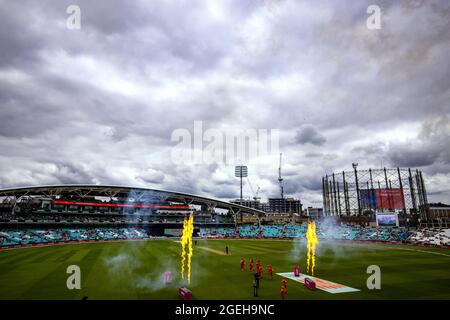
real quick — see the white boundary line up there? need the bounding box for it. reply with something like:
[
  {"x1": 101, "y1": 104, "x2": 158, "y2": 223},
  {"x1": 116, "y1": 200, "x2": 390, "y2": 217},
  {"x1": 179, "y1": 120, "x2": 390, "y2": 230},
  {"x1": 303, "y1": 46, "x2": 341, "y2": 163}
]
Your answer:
[{"x1": 393, "y1": 247, "x2": 450, "y2": 257}]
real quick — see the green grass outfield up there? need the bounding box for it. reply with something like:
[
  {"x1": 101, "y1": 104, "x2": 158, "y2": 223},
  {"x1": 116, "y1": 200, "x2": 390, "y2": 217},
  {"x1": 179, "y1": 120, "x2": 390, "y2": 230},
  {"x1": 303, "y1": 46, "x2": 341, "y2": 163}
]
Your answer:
[{"x1": 0, "y1": 239, "x2": 449, "y2": 300}]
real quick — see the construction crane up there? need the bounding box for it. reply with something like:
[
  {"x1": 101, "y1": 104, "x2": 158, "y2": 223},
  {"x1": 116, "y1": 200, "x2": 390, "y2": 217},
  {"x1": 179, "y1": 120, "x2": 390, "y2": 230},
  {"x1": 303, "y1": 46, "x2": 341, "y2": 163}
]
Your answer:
[
  {"x1": 246, "y1": 177, "x2": 261, "y2": 201},
  {"x1": 254, "y1": 186, "x2": 261, "y2": 201},
  {"x1": 278, "y1": 153, "x2": 284, "y2": 199}
]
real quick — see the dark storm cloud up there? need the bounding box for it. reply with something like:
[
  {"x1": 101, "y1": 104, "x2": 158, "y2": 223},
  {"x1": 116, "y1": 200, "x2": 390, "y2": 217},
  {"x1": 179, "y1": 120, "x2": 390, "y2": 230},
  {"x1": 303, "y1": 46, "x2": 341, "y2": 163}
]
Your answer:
[
  {"x1": 0, "y1": 0, "x2": 449, "y2": 205},
  {"x1": 352, "y1": 143, "x2": 386, "y2": 157},
  {"x1": 295, "y1": 125, "x2": 326, "y2": 146},
  {"x1": 387, "y1": 145, "x2": 437, "y2": 167},
  {"x1": 0, "y1": 2, "x2": 44, "y2": 68},
  {"x1": 348, "y1": 115, "x2": 450, "y2": 173},
  {"x1": 387, "y1": 115, "x2": 450, "y2": 170},
  {"x1": 284, "y1": 176, "x2": 323, "y2": 194},
  {"x1": 49, "y1": 161, "x2": 98, "y2": 184}
]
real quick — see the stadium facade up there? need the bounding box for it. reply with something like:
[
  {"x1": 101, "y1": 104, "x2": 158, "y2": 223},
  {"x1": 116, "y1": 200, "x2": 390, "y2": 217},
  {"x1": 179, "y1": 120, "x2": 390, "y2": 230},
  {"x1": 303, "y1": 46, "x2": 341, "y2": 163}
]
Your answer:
[
  {"x1": 322, "y1": 167, "x2": 428, "y2": 216},
  {"x1": 0, "y1": 185, "x2": 265, "y2": 236},
  {"x1": 0, "y1": 184, "x2": 448, "y2": 249}
]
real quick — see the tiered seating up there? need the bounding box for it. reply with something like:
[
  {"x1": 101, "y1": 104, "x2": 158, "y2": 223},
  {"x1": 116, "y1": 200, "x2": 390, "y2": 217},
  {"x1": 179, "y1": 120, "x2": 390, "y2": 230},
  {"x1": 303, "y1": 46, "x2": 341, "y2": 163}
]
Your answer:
[
  {"x1": 199, "y1": 227, "x2": 236, "y2": 237},
  {"x1": 317, "y1": 224, "x2": 353, "y2": 240},
  {"x1": 0, "y1": 228, "x2": 151, "y2": 247},
  {"x1": 2, "y1": 225, "x2": 446, "y2": 248},
  {"x1": 238, "y1": 225, "x2": 260, "y2": 237},
  {"x1": 283, "y1": 223, "x2": 306, "y2": 238},
  {"x1": 407, "y1": 228, "x2": 450, "y2": 246},
  {"x1": 356, "y1": 227, "x2": 410, "y2": 242},
  {"x1": 261, "y1": 225, "x2": 283, "y2": 238},
  {"x1": 316, "y1": 222, "x2": 412, "y2": 242}
]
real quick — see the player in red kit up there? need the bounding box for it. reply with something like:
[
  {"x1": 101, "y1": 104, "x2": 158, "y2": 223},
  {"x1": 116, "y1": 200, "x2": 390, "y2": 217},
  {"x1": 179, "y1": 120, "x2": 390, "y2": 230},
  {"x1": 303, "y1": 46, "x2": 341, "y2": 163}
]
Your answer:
[
  {"x1": 281, "y1": 279, "x2": 287, "y2": 291},
  {"x1": 267, "y1": 264, "x2": 273, "y2": 280},
  {"x1": 257, "y1": 265, "x2": 263, "y2": 279},
  {"x1": 280, "y1": 285, "x2": 287, "y2": 300},
  {"x1": 249, "y1": 259, "x2": 254, "y2": 272},
  {"x1": 240, "y1": 257, "x2": 245, "y2": 271}
]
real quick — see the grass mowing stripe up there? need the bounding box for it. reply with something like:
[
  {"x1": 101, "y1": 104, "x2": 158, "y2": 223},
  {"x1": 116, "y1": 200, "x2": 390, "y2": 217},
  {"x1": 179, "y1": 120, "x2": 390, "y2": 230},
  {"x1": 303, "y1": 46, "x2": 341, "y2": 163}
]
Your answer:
[
  {"x1": 19, "y1": 259, "x2": 77, "y2": 300},
  {"x1": 0, "y1": 250, "x2": 40, "y2": 265},
  {"x1": 56, "y1": 249, "x2": 79, "y2": 262}
]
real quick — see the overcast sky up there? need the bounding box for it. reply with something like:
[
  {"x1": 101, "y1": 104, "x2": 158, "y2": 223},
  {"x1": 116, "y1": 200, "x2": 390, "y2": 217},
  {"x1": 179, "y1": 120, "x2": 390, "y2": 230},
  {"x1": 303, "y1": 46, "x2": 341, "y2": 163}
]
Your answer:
[{"x1": 0, "y1": 0, "x2": 449, "y2": 206}]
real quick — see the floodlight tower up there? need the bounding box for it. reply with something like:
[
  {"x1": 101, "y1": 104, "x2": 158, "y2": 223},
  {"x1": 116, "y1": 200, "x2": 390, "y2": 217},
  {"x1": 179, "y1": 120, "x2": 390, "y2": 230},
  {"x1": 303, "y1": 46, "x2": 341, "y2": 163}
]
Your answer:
[
  {"x1": 278, "y1": 153, "x2": 284, "y2": 199},
  {"x1": 235, "y1": 165, "x2": 248, "y2": 205}
]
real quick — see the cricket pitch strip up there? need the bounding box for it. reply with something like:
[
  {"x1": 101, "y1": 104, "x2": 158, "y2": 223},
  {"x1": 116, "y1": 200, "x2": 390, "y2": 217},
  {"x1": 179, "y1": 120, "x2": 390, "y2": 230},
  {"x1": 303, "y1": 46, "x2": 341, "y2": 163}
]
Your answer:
[{"x1": 276, "y1": 272, "x2": 360, "y2": 294}]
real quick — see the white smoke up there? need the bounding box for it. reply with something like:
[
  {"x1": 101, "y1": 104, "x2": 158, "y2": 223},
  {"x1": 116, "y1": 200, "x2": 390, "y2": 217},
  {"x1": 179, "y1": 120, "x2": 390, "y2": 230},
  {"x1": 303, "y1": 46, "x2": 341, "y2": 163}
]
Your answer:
[
  {"x1": 289, "y1": 236, "x2": 307, "y2": 264},
  {"x1": 134, "y1": 241, "x2": 210, "y2": 291},
  {"x1": 103, "y1": 240, "x2": 210, "y2": 292},
  {"x1": 316, "y1": 220, "x2": 353, "y2": 266},
  {"x1": 134, "y1": 258, "x2": 183, "y2": 292},
  {"x1": 289, "y1": 219, "x2": 373, "y2": 273},
  {"x1": 104, "y1": 252, "x2": 141, "y2": 276}
]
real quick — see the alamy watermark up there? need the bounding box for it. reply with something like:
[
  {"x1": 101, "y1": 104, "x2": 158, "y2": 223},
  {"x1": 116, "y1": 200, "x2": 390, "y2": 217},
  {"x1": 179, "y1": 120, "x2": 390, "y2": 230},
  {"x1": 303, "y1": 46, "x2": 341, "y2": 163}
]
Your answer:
[
  {"x1": 66, "y1": 265, "x2": 81, "y2": 290},
  {"x1": 366, "y1": 5, "x2": 381, "y2": 30},
  {"x1": 66, "y1": 5, "x2": 81, "y2": 30},
  {"x1": 171, "y1": 121, "x2": 279, "y2": 165},
  {"x1": 366, "y1": 265, "x2": 381, "y2": 289}
]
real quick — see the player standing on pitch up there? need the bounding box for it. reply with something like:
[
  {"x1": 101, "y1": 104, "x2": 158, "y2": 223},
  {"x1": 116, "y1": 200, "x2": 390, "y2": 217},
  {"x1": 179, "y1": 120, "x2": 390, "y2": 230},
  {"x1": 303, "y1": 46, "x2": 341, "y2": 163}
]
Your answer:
[
  {"x1": 253, "y1": 272, "x2": 260, "y2": 297},
  {"x1": 267, "y1": 264, "x2": 273, "y2": 280},
  {"x1": 257, "y1": 264, "x2": 263, "y2": 279},
  {"x1": 240, "y1": 257, "x2": 245, "y2": 271},
  {"x1": 281, "y1": 278, "x2": 287, "y2": 300},
  {"x1": 280, "y1": 284, "x2": 287, "y2": 300}
]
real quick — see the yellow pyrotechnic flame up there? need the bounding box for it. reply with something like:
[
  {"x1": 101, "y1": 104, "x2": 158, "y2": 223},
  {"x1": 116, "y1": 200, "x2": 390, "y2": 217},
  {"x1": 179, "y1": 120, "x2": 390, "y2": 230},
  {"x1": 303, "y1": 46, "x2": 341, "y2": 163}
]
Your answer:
[
  {"x1": 180, "y1": 212, "x2": 194, "y2": 285},
  {"x1": 186, "y1": 213, "x2": 194, "y2": 285},
  {"x1": 306, "y1": 220, "x2": 318, "y2": 275},
  {"x1": 180, "y1": 218, "x2": 188, "y2": 280}
]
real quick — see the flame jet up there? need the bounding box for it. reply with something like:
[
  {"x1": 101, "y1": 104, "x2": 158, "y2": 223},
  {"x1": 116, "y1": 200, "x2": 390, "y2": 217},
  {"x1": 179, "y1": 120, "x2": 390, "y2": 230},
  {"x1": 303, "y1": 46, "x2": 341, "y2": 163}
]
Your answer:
[
  {"x1": 186, "y1": 213, "x2": 194, "y2": 285},
  {"x1": 180, "y1": 212, "x2": 194, "y2": 285},
  {"x1": 306, "y1": 220, "x2": 319, "y2": 275},
  {"x1": 180, "y1": 218, "x2": 188, "y2": 280}
]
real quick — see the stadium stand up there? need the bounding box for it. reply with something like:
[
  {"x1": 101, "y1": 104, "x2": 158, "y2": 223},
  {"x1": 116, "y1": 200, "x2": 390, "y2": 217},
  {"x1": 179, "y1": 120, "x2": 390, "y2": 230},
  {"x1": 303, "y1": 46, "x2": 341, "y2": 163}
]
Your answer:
[
  {"x1": 199, "y1": 227, "x2": 236, "y2": 238},
  {"x1": 0, "y1": 227, "x2": 151, "y2": 246},
  {"x1": 237, "y1": 224, "x2": 260, "y2": 237},
  {"x1": 406, "y1": 228, "x2": 450, "y2": 246},
  {"x1": 1, "y1": 219, "x2": 447, "y2": 248},
  {"x1": 200, "y1": 223, "x2": 418, "y2": 244},
  {"x1": 1, "y1": 186, "x2": 447, "y2": 248},
  {"x1": 284, "y1": 223, "x2": 306, "y2": 238},
  {"x1": 261, "y1": 225, "x2": 283, "y2": 238},
  {"x1": 1, "y1": 225, "x2": 447, "y2": 247}
]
